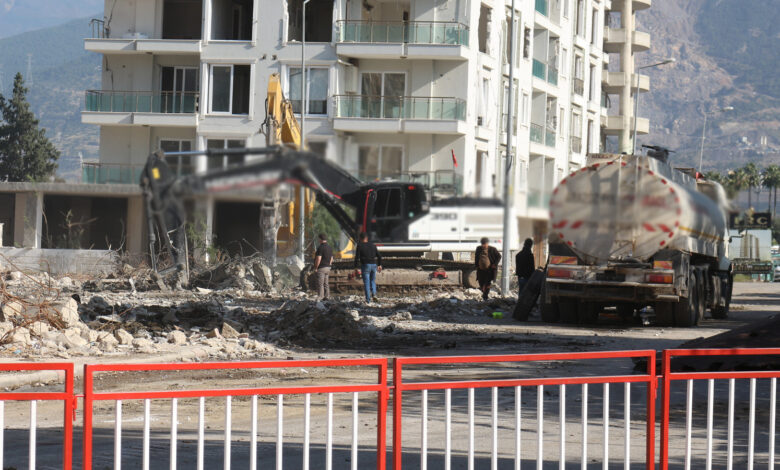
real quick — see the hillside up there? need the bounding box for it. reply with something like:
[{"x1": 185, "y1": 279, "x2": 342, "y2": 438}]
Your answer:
[
  {"x1": 0, "y1": 16, "x2": 100, "y2": 179},
  {"x1": 0, "y1": 0, "x2": 103, "y2": 38},
  {"x1": 637, "y1": 0, "x2": 780, "y2": 172}
]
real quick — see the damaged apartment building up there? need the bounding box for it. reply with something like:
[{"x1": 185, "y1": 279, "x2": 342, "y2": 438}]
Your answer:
[{"x1": 0, "y1": 0, "x2": 649, "y2": 271}]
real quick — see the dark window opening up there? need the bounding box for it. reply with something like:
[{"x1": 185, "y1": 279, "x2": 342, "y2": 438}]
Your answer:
[
  {"x1": 211, "y1": 0, "x2": 253, "y2": 40},
  {"x1": 0, "y1": 194, "x2": 14, "y2": 247},
  {"x1": 163, "y1": 0, "x2": 203, "y2": 39},
  {"x1": 213, "y1": 202, "x2": 261, "y2": 257},
  {"x1": 287, "y1": 0, "x2": 334, "y2": 42},
  {"x1": 42, "y1": 196, "x2": 127, "y2": 250},
  {"x1": 478, "y1": 4, "x2": 491, "y2": 54},
  {"x1": 232, "y1": 65, "x2": 251, "y2": 114}
]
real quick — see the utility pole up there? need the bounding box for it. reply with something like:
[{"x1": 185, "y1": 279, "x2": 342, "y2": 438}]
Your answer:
[
  {"x1": 299, "y1": 0, "x2": 311, "y2": 259},
  {"x1": 500, "y1": 0, "x2": 517, "y2": 296}
]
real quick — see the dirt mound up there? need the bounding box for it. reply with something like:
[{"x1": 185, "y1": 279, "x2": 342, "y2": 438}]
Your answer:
[{"x1": 264, "y1": 301, "x2": 374, "y2": 347}]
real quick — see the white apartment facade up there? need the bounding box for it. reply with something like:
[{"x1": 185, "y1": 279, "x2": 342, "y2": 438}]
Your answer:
[{"x1": 81, "y1": 0, "x2": 636, "y2": 261}]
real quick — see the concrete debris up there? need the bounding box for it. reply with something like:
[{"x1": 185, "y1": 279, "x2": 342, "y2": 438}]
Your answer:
[
  {"x1": 115, "y1": 329, "x2": 134, "y2": 345},
  {"x1": 192, "y1": 254, "x2": 301, "y2": 292},
  {"x1": 389, "y1": 311, "x2": 413, "y2": 322},
  {"x1": 221, "y1": 322, "x2": 240, "y2": 339},
  {"x1": 265, "y1": 300, "x2": 374, "y2": 347},
  {"x1": 168, "y1": 330, "x2": 187, "y2": 345}
]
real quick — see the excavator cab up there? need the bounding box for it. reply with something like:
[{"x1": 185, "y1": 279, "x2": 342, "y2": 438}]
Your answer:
[{"x1": 358, "y1": 183, "x2": 428, "y2": 243}]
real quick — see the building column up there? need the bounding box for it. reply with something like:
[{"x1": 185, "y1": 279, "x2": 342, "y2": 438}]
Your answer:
[
  {"x1": 126, "y1": 196, "x2": 144, "y2": 262},
  {"x1": 20, "y1": 192, "x2": 43, "y2": 249}
]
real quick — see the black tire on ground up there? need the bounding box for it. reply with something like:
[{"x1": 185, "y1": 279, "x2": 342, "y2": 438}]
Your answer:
[
  {"x1": 654, "y1": 302, "x2": 675, "y2": 326},
  {"x1": 558, "y1": 299, "x2": 579, "y2": 323},
  {"x1": 674, "y1": 270, "x2": 698, "y2": 327},
  {"x1": 463, "y1": 269, "x2": 479, "y2": 289},
  {"x1": 577, "y1": 302, "x2": 600, "y2": 324}
]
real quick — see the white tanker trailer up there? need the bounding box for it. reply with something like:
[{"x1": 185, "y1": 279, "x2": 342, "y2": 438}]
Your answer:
[{"x1": 541, "y1": 151, "x2": 733, "y2": 326}]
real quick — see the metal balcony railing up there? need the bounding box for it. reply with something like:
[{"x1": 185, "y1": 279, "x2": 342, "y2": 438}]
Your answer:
[
  {"x1": 334, "y1": 95, "x2": 466, "y2": 121},
  {"x1": 386, "y1": 170, "x2": 464, "y2": 198},
  {"x1": 570, "y1": 136, "x2": 582, "y2": 153},
  {"x1": 573, "y1": 78, "x2": 584, "y2": 96},
  {"x1": 535, "y1": 0, "x2": 548, "y2": 16},
  {"x1": 90, "y1": 18, "x2": 107, "y2": 39},
  {"x1": 85, "y1": 90, "x2": 199, "y2": 114},
  {"x1": 82, "y1": 163, "x2": 144, "y2": 185},
  {"x1": 337, "y1": 21, "x2": 469, "y2": 46}
]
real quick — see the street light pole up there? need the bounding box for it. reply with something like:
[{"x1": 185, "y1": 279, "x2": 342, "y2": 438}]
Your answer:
[
  {"x1": 631, "y1": 58, "x2": 675, "y2": 155},
  {"x1": 299, "y1": 0, "x2": 311, "y2": 259},
  {"x1": 500, "y1": 0, "x2": 517, "y2": 297},
  {"x1": 698, "y1": 106, "x2": 733, "y2": 171}
]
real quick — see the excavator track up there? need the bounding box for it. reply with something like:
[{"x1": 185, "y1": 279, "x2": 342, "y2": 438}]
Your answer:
[{"x1": 305, "y1": 258, "x2": 479, "y2": 293}]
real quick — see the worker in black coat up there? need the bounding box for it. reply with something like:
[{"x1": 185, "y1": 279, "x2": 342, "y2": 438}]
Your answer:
[
  {"x1": 475, "y1": 237, "x2": 501, "y2": 300},
  {"x1": 515, "y1": 238, "x2": 535, "y2": 297}
]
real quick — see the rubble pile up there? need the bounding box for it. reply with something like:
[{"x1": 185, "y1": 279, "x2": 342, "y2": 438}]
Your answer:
[
  {"x1": 263, "y1": 300, "x2": 374, "y2": 347},
  {"x1": 191, "y1": 254, "x2": 304, "y2": 292}
]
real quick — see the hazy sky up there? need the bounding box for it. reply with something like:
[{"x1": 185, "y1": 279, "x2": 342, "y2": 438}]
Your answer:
[{"x1": 0, "y1": 0, "x2": 103, "y2": 38}]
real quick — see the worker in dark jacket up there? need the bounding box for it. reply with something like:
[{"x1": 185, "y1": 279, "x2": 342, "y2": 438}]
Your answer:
[
  {"x1": 355, "y1": 232, "x2": 383, "y2": 303},
  {"x1": 475, "y1": 237, "x2": 501, "y2": 300},
  {"x1": 515, "y1": 238, "x2": 535, "y2": 296}
]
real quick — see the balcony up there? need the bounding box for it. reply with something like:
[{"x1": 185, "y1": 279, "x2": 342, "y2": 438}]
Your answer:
[
  {"x1": 603, "y1": 115, "x2": 649, "y2": 136},
  {"x1": 527, "y1": 191, "x2": 551, "y2": 209},
  {"x1": 333, "y1": 95, "x2": 467, "y2": 134},
  {"x1": 602, "y1": 72, "x2": 650, "y2": 94},
  {"x1": 535, "y1": 0, "x2": 548, "y2": 16},
  {"x1": 532, "y1": 60, "x2": 559, "y2": 86},
  {"x1": 82, "y1": 90, "x2": 199, "y2": 127},
  {"x1": 603, "y1": 28, "x2": 651, "y2": 53},
  {"x1": 84, "y1": 16, "x2": 202, "y2": 55},
  {"x1": 609, "y1": 0, "x2": 651, "y2": 11},
  {"x1": 336, "y1": 21, "x2": 469, "y2": 60},
  {"x1": 570, "y1": 136, "x2": 582, "y2": 154},
  {"x1": 530, "y1": 123, "x2": 557, "y2": 148},
  {"x1": 82, "y1": 163, "x2": 144, "y2": 185}
]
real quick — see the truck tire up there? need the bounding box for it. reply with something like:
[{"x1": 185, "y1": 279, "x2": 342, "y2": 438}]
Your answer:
[
  {"x1": 559, "y1": 299, "x2": 579, "y2": 324},
  {"x1": 674, "y1": 270, "x2": 699, "y2": 327},
  {"x1": 711, "y1": 273, "x2": 731, "y2": 319},
  {"x1": 577, "y1": 302, "x2": 600, "y2": 324},
  {"x1": 694, "y1": 271, "x2": 705, "y2": 325},
  {"x1": 654, "y1": 302, "x2": 675, "y2": 326}
]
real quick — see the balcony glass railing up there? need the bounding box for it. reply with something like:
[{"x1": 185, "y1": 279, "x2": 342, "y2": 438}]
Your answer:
[
  {"x1": 530, "y1": 123, "x2": 544, "y2": 144},
  {"x1": 82, "y1": 163, "x2": 144, "y2": 185},
  {"x1": 545, "y1": 129, "x2": 557, "y2": 147},
  {"x1": 535, "y1": 0, "x2": 548, "y2": 16},
  {"x1": 573, "y1": 78, "x2": 584, "y2": 96},
  {"x1": 547, "y1": 67, "x2": 558, "y2": 86},
  {"x1": 528, "y1": 191, "x2": 551, "y2": 208},
  {"x1": 334, "y1": 95, "x2": 466, "y2": 121},
  {"x1": 532, "y1": 59, "x2": 547, "y2": 80},
  {"x1": 570, "y1": 136, "x2": 582, "y2": 154},
  {"x1": 85, "y1": 90, "x2": 199, "y2": 113},
  {"x1": 338, "y1": 21, "x2": 469, "y2": 46}
]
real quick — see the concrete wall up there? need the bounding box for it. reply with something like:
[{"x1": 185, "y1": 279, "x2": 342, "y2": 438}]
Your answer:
[{"x1": 0, "y1": 248, "x2": 118, "y2": 276}]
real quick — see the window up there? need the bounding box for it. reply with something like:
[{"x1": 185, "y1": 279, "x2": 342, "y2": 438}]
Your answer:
[
  {"x1": 514, "y1": 16, "x2": 523, "y2": 66},
  {"x1": 563, "y1": 0, "x2": 570, "y2": 18},
  {"x1": 558, "y1": 106, "x2": 565, "y2": 136},
  {"x1": 210, "y1": 0, "x2": 253, "y2": 40},
  {"x1": 360, "y1": 72, "x2": 406, "y2": 118},
  {"x1": 163, "y1": 0, "x2": 202, "y2": 39},
  {"x1": 478, "y1": 4, "x2": 491, "y2": 54},
  {"x1": 588, "y1": 64, "x2": 597, "y2": 102},
  {"x1": 570, "y1": 109, "x2": 582, "y2": 153},
  {"x1": 522, "y1": 92, "x2": 530, "y2": 126},
  {"x1": 501, "y1": 80, "x2": 519, "y2": 134},
  {"x1": 206, "y1": 139, "x2": 245, "y2": 170},
  {"x1": 161, "y1": 66, "x2": 199, "y2": 113},
  {"x1": 587, "y1": 119, "x2": 594, "y2": 153},
  {"x1": 160, "y1": 139, "x2": 194, "y2": 176},
  {"x1": 478, "y1": 77, "x2": 490, "y2": 127},
  {"x1": 591, "y1": 9, "x2": 599, "y2": 45},
  {"x1": 502, "y1": 15, "x2": 509, "y2": 65},
  {"x1": 209, "y1": 65, "x2": 250, "y2": 114},
  {"x1": 575, "y1": 0, "x2": 585, "y2": 38},
  {"x1": 289, "y1": 67, "x2": 329, "y2": 115},
  {"x1": 523, "y1": 27, "x2": 531, "y2": 59},
  {"x1": 287, "y1": 0, "x2": 334, "y2": 42},
  {"x1": 358, "y1": 145, "x2": 403, "y2": 181},
  {"x1": 560, "y1": 48, "x2": 568, "y2": 77}
]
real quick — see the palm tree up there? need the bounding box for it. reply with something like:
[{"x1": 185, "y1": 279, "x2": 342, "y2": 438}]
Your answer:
[
  {"x1": 703, "y1": 171, "x2": 724, "y2": 184},
  {"x1": 742, "y1": 163, "x2": 762, "y2": 209},
  {"x1": 762, "y1": 164, "x2": 780, "y2": 218},
  {"x1": 725, "y1": 168, "x2": 748, "y2": 200}
]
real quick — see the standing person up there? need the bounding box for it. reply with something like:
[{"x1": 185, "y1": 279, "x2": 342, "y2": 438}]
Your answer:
[
  {"x1": 313, "y1": 233, "x2": 334, "y2": 301},
  {"x1": 475, "y1": 237, "x2": 501, "y2": 300},
  {"x1": 355, "y1": 232, "x2": 382, "y2": 303},
  {"x1": 515, "y1": 238, "x2": 535, "y2": 297}
]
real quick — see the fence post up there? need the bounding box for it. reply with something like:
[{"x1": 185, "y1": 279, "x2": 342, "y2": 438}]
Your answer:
[
  {"x1": 63, "y1": 363, "x2": 75, "y2": 470},
  {"x1": 378, "y1": 359, "x2": 388, "y2": 470},
  {"x1": 83, "y1": 364, "x2": 94, "y2": 470},
  {"x1": 660, "y1": 350, "x2": 672, "y2": 470},
  {"x1": 393, "y1": 358, "x2": 403, "y2": 470},
  {"x1": 646, "y1": 351, "x2": 656, "y2": 470}
]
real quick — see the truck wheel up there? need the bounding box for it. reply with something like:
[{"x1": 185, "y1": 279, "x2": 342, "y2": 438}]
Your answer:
[
  {"x1": 540, "y1": 285, "x2": 560, "y2": 323},
  {"x1": 711, "y1": 273, "x2": 731, "y2": 319},
  {"x1": 654, "y1": 302, "x2": 675, "y2": 326},
  {"x1": 559, "y1": 299, "x2": 578, "y2": 323},
  {"x1": 693, "y1": 271, "x2": 705, "y2": 325},
  {"x1": 617, "y1": 304, "x2": 635, "y2": 321},
  {"x1": 674, "y1": 271, "x2": 698, "y2": 327},
  {"x1": 577, "y1": 302, "x2": 599, "y2": 324}
]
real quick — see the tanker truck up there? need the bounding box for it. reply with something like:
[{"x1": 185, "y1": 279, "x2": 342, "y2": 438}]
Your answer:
[{"x1": 541, "y1": 149, "x2": 733, "y2": 327}]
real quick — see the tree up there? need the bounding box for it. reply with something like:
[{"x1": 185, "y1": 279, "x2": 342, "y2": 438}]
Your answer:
[
  {"x1": 724, "y1": 169, "x2": 747, "y2": 200},
  {"x1": 702, "y1": 171, "x2": 724, "y2": 184},
  {"x1": 741, "y1": 163, "x2": 762, "y2": 209},
  {"x1": 0, "y1": 73, "x2": 58, "y2": 182},
  {"x1": 762, "y1": 164, "x2": 780, "y2": 219}
]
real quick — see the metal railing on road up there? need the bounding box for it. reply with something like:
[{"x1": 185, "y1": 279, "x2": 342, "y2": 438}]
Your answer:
[
  {"x1": 334, "y1": 95, "x2": 466, "y2": 121},
  {"x1": 85, "y1": 90, "x2": 199, "y2": 114},
  {"x1": 338, "y1": 20, "x2": 469, "y2": 46}
]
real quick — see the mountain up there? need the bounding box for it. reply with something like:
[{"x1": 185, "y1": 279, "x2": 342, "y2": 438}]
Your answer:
[
  {"x1": 0, "y1": 0, "x2": 103, "y2": 38},
  {"x1": 636, "y1": 0, "x2": 780, "y2": 172},
  {"x1": 0, "y1": 16, "x2": 101, "y2": 179}
]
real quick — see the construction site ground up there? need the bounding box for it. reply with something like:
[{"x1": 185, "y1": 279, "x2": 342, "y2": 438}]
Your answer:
[{"x1": 0, "y1": 277, "x2": 777, "y2": 468}]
